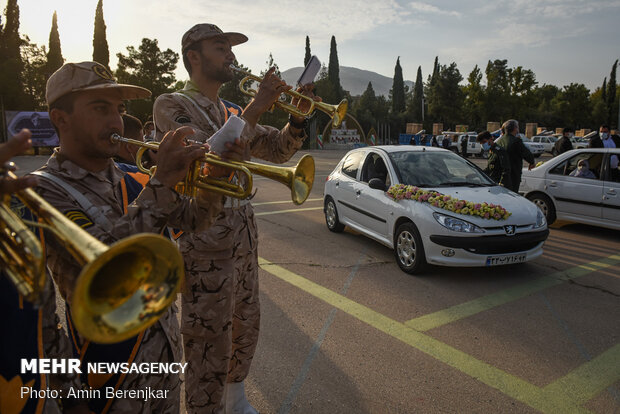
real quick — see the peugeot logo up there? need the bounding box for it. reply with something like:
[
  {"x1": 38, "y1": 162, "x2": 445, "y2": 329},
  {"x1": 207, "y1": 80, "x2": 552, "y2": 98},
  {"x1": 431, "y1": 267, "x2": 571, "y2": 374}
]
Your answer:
[{"x1": 504, "y1": 225, "x2": 516, "y2": 236}]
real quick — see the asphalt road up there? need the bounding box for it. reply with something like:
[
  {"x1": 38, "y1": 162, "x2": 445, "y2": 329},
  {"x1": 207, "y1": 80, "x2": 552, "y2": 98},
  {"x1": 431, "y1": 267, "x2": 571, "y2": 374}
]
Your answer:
[{"x1": 11, "y1": 149, "x2": 620, "y2": 414}]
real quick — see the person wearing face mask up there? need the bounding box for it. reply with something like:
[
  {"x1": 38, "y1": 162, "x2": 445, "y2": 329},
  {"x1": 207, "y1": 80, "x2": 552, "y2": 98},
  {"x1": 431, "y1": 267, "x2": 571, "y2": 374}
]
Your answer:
[
  {"x1": 589, "y1": 124, "x2": 620, "y2": 173},
  {"x1": 569, "y1": 158, "x2": 597, "y2": 179}
]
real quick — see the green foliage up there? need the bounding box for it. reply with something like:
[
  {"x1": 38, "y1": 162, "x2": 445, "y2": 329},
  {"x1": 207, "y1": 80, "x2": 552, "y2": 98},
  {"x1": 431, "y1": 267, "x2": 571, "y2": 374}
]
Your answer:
[
  {"x1": 485, "y1": 59, "x2": 511, "y2": 121},
  {"x1": 21, "y1": 36, "x2": 47, "y2": 111},
  {"x1": 46, "y1": 11, "x2": 63, "y2": 78},
  {"x1": 93, "y1": 0, "x2": 109, "y2": 68},
  {"x1": 391, "y1": 57, "x2": 406, "y2": 113},
  {"x1": 304, "y1": 36, "x2": 311, "y2": 67},
  {"x1": 607, "y1": 60, "x2": 618, "y2": 127},
  {"x1": 327, "y1": 36, "x2": 344, "y2": 101},
  {"x1": 115, "y1": 38, "x2": 178, "y2": 121},
  {"x1": 463, "y1": 65, "x2": 484, "y2": 129},
  {"x1": 551, "y1": 83, "x2": 591, "y2": 128},
  {"x1": 427, "y1": 62, "x2": 463, "y2": 128},
  {"x1": 408, "y1": 66, "x2": 424, "y2": 122},
  {"x1": 0, "y1": 0, "x2": 25, "y2": 110},
  {"x1": 218, "y1": 59, "x2": 251, "y2": 107}
]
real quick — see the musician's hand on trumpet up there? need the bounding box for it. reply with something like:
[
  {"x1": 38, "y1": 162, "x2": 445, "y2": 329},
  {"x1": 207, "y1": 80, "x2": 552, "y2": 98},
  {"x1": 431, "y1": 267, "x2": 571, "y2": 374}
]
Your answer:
[
  {"x1": 0, "y1": 129, "x2": 38, "y2": 196},
  {"x1": 152, "y1": 126, "x2": 207, "y2": 189},
  {"x1": 242, "y1": 67, "x2": 292, "y2": 127},
  {"x1": 203, "y1": 138, "x2": 247, "y2": 178},
  {"x1": 289, "y1": 83, "x2": 322, "y2": 126}
]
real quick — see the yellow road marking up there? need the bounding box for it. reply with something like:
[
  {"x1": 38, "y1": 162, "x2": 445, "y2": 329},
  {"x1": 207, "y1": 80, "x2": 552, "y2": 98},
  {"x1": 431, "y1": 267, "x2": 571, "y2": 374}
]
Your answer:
[
  {"x1": 543, "y1": 343, "x2": 620, "y2": 406},
  {"x1": 259, "y1": 257, "x2": 594, "y2": 413},
  {"x1": 253, "y1": 198, "x2": 322, "y2": 206},
  {"x1": 404, "y1": 254, "x2": 620, "y2": 332},
  {"x1": 255, "y1": 207, "x2": 323, "y2": 216}
]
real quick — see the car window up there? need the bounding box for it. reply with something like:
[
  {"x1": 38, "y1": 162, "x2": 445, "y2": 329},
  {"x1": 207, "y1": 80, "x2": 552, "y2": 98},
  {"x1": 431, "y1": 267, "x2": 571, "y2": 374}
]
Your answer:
[
  {"x1": 549, "y1": 152, "x2": 603, "y2": 179},
  {"x1": 388, "y1": 151, "x2": 493, "y2": 187},
  {"x1": 341, "y1": 151, "x2": 364, "y2": 180},
  {"x1": 360, "y1": 152, "x2": 392, "y2": 187},
  {"x1": 606, "y1": 153, "x2": 620, "y2": 182}
]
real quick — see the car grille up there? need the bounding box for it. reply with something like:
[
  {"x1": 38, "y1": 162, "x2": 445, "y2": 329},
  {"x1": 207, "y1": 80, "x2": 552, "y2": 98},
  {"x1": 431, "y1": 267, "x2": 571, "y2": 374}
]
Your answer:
[{"x1": 464, "y1": 241, "x2": 542, "y2": 255}]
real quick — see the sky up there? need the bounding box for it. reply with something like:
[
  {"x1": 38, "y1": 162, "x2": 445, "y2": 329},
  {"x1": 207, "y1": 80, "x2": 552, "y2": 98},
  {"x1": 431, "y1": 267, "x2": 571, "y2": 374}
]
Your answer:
[{"x1": 7, "y1": 0, "x2": 620, "y2": 92}]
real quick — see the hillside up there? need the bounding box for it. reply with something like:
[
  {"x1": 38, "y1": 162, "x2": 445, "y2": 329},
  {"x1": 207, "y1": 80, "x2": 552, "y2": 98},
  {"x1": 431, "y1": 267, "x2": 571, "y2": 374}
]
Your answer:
[{"x1": 280, "y1": 66, "x2": 414, "y2": 97}]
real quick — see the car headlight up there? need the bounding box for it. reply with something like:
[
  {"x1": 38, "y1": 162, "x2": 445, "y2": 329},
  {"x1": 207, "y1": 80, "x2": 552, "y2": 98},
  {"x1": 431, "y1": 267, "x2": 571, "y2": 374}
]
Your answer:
[
  {"x1": 433, "y1": 213, "x2": 484, "y2": 233},
  {"x1": 533, "y1": 209, "x2": 546, "y2": 229}
]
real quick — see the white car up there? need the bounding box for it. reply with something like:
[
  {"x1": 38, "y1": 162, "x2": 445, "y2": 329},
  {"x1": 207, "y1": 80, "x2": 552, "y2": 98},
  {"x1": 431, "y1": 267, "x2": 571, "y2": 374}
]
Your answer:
[
  {"x1": 323, "y1": 146, "x2": 548, "y2": 274},
  {"x1": 519, "y1": 135, "x2": 545, "y2": 157},
  {"x1": 532, "y1": 135, "x2": 558, "y2": 153},
  {"x1": 458, "y1": 134, "x2": 484, "y2": 156},
  {"x1": 570, "y1": 136, "x2": 589, "y2": 149},
  {"x1": 520, "y1": 148, "x2": 620, "y2": 230}
]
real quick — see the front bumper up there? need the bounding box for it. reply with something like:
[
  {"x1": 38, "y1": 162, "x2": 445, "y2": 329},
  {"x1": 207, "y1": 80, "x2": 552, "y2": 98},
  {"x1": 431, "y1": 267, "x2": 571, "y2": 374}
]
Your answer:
[{"x1": 424, "y1": 229, "x2": 549, "y2": 267}]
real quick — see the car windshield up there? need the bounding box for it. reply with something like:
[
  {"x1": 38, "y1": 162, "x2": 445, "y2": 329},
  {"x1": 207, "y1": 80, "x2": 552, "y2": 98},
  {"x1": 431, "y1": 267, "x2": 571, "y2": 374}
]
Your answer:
[{"x1": 388, "y1": 151, "x2": 495, "y2": 187}]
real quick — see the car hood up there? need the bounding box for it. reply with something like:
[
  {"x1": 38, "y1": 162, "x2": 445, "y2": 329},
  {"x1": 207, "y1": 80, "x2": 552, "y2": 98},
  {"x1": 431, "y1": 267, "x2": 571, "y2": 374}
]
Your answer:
[{"x1": 418, "y1": 185, "x2": 539, "y2": 225}]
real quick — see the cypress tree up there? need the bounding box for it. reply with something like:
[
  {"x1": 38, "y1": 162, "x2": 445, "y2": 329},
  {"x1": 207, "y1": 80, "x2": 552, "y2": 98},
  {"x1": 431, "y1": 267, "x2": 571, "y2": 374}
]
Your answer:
[
  {"x1": 46, "y1": 11, "x2": 63, "y2": 77},
  {"x1": 601, "y1": 77, "x2": 607, "y2": 105},
  {"x1": 304, "y1": 35, "x2": 311, "y2": 66},
  {"x1": 411, "y1": 66, "x2": 424, "y2": 121},
  {"x1": 93, "y1": 0, "x2": 109, "y2": 67},
  {"x1": 0, "y1": 0, "x2": 24, "y2": 110},
  {"x1": 607, "y1": 60, "x2": 617, "y2": 126},
  {"x1": 327, "y1": 35, "x2": 343, "y2": 101},
  {"x1": 391, "y1": 57, "x2": 406, "y2": 113}
]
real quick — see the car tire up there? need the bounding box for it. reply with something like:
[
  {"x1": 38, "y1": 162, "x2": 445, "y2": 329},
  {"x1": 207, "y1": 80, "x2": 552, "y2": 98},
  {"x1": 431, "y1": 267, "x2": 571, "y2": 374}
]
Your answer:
[
  {"x1": 324, "y1": 197, "x2": 345, "y2": 232},
  {"x1": 393, "y1": 222, "x2": 426, "y2": 274},
  {"x1": 527, "y1": 193, "x2": 556, "y2": 225}
]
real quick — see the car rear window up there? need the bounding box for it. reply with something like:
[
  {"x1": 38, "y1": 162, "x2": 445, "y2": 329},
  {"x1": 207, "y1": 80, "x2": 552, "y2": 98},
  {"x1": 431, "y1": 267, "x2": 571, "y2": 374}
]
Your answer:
[{"x1": 341, "y1": 151, "x2": 364, "y2": 179}]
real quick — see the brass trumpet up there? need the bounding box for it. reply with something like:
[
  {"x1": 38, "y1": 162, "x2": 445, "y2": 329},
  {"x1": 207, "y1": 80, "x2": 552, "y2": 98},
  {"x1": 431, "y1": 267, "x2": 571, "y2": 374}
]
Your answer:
[
  {"x1": 230, "y1": 65, "x2": 348, "y2": 128},
  {"x1": 112, "y1": 134, "x2": 315, "y2": 205},
  {"x1": 0, "y1": 171, "x2": 184, "y2": 344}
]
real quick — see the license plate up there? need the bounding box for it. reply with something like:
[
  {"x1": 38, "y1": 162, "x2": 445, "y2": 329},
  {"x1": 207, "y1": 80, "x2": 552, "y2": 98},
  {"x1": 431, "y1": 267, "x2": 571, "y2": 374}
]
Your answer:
[{"x1": 486, "y1": 254, "x2": 527, "y2": 266}]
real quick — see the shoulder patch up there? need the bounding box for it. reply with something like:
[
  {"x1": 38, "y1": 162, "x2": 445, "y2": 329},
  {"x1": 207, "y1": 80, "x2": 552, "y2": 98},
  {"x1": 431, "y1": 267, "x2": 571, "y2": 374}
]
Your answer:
[
  {"x1": 175, "y1": 115, "x2": 192, "y2": 124},
  {"x1": 64, "y1": 210, "x2": 94, "y2": 229}
]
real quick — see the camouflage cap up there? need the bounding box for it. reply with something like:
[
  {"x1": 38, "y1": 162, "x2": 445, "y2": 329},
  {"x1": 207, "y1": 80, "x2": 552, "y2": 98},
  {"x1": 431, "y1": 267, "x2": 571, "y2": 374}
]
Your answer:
[
  {"x1": 46, "y1": 61, "x2": 151, "y2": 106},
  {"x1": 181, "y1": 23, "x2": 248, "y2": 52}
]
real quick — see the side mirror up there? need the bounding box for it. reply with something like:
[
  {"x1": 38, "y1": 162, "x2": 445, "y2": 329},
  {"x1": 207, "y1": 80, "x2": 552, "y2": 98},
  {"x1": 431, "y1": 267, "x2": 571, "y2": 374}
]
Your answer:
[{"x1": 368, "y1": 178, "x2": 386, "y2": 191}]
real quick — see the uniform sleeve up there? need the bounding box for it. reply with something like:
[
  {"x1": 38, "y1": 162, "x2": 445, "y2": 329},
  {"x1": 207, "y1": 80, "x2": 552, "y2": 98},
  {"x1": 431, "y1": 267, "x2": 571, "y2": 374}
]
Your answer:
[
  {"x1": 153, "y1": 93, "x2": 213, "y2": 143},
  {"x1": 35, "y1": 178, "x2": 222, "y2": 302},
  {"x1": 244, "y1": 121, "x2": 306, "y2": 163},
  {"x1": 498, "y1": 150, "x2": 512, "y2": 188}
]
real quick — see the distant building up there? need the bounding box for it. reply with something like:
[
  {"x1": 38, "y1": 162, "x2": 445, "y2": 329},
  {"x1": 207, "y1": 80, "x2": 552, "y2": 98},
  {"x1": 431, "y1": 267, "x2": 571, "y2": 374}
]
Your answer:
[{"x1": 329, "y1": 121, "x2": 361, "y2": 144}]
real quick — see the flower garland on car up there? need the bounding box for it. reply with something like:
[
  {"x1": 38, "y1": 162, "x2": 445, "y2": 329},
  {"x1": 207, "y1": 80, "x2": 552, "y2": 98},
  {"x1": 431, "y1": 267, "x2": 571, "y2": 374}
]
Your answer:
[{"x1": 386, "y1": 184, "x2": 511, "y2": 220}]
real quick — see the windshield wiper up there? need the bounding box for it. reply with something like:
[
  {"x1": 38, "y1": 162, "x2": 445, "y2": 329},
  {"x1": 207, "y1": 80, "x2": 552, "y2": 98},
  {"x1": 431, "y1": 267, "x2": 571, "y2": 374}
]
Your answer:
[{"x1": 436, "y1": 181, "x2": 492, "y2": 187}]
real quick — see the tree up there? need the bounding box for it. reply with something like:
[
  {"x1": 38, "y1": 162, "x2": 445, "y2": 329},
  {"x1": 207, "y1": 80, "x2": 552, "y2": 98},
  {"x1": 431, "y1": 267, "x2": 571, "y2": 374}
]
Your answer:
[
  {"x1": 46, "y1": 11, "x2": 63, "y2": 78},
  {"x1": 428, "y1": 62, "x2": 463, "y2": 128},
  {"x1": 485, "y1": 59, "x2": 511, "y2": 121},
  {"x1": 115, "y1": 38, "x2": 179, "y2": 120},
  {"x1": 352, "y1": 81, "x2": 378, "y2": 132},
  {"x1": 552, "y1": 83, "x2": 591, "y2": 128},
  {"x1": 327, "y1": 35, "x2": 344, "y2": 101},
  {"x1": 304, "y1": 36, "x2": 311, "y2": 66},
  {"x1": 408, "y1": 66, "x2": 424, "y2": 122},
  {"x1": 607, "y1": 60, "x2": 618, "y2": 127},
  {"x1": 93, "y1": 0, "x2": 109, "y2": 67},
  {"x1": 219, "y1": 59, "x2": 251, "y2": 107},
  {"x1": 0, "y1": 0, "x2": 25, "y2": 110},
  {"x1": 463, "y1": 65, "x2": 485, "y2": 129},
  {"x1": 391, "y1": 57, "x2": 406, "y2": 113},
  {"x1": 21, "y1": 37, "x2": 47, "y2": 110}
]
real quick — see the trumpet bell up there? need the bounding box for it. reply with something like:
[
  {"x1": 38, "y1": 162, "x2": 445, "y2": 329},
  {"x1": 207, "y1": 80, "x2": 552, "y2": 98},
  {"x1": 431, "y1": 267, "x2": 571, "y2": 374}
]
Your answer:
[
  {"x1": 71, "y1": 234, "x2": 184, "y2": 344},
  {"x1": 291, "y1": 155, "x2": 315, "y2": 205},
  {"x1": 324, "y1": 99, "x2": 348, "y2": 128}
]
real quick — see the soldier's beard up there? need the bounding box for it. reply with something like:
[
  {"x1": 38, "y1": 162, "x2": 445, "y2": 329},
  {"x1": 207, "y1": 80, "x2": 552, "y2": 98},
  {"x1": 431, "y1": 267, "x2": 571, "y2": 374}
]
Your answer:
[{"x1": 201, "y1": 59, "x2": 233, "y2": 84}]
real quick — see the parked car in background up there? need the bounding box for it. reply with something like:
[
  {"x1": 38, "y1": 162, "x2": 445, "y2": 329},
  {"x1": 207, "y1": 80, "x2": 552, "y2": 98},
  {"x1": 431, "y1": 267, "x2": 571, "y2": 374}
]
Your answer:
[
  {"x1": 571, "y1": 136, "x2": 589, "y2": 149},
  {"x1": 532, "y1": 135, "x2": 558, "y2": 153},
  {"x1": 518, "y1": 135, "x2": 544, "y2": 157},
  {"x1": 324, "y1": 146, "x2": 548, "y2": 274},
  {"x1": 458, "y1": 133, "x2": 484, "y2": 157},
  {"x1": 520, "y1": 148, "x2": 620, "y2": 230}
]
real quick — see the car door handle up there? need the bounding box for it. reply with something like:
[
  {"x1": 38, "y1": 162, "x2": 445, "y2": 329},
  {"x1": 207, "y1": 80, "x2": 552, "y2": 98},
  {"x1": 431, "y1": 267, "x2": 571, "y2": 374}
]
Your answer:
[
  {"x1": 548, "y1": 181, "x2": 558, "y2": 188},
  {"x1": 356, "y1": 190, "x2": 361, "y2": 196},
  {"x1": 335, "y1": 182, "x2": 339, "y2": 187},
  {"x1": 607, "y1": 189, "x2": 617, "y2": 195}
]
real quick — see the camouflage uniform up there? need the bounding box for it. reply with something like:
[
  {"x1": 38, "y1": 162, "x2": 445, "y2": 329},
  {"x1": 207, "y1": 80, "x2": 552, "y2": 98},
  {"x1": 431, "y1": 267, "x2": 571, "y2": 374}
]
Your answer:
[
  {"x1": 154, "y1": 81, "x2": 306, "y2": 413},
  {"x1": 33, "y1": 150, "x2": 223, "y2": 413}
]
